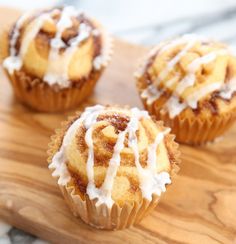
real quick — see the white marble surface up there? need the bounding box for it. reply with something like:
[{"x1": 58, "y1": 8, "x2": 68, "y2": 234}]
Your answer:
[
  {"x1": 1, "y1": 0, "x2": 236, "y2": 46},
  {"x1": 0, "y1": 0, "x2": 236, "y2": 243}
]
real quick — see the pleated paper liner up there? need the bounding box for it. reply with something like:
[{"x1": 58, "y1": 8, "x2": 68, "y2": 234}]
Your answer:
[
  {"x1": 139, "y1": 94, "x2": 236, "y2": 145},
  {"x1": 8, "y1": 70, "x2": 101, "y2": 112},
  {"x1": 47, "y1": 109, "x2": 181, "y2": 230},
  {"x1": 0, "y1": 16, "x2": 113, "y2": 112}
]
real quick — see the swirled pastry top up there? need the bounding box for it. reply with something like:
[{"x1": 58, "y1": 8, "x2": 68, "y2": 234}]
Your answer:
[
  {"x1": 49, "y1": 105, "x2": 178, "y2": 207},
  {"x1": 3, "y1": 6, "x2": 107, "y2": 88},
  {"x1": 136, "y1": 34, "x2": 236, "y2": 118}
]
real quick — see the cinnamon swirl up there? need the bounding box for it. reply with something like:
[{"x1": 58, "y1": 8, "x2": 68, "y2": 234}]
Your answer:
[
  {"x1": 1, "y1": 6, "x2": 112, "y2": 112},
  {"x1": 136, "y1": 34, "x2": 236, "y2": 144},
  {"x1": 48, "y1": 105, "x2": 180, "y2": 229}
]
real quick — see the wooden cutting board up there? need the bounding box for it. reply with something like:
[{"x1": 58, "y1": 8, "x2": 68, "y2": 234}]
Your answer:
[{"x1": 0, "y1": 7, "x2": 236, "y2": 244}]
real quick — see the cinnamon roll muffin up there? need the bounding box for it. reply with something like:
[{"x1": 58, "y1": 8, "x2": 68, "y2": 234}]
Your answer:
[
  {"x1": 1, "y1": 6, "x2": 111, "y2": 112},
  {"x1": 48, "y1": 105, "x2": 180, "y2": 230},
  {"x1": 135, "y1": 34, "x2": 236, "y2": 144}
]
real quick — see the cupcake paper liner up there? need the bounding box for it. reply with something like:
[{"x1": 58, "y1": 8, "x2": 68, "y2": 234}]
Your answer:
[
  {"x1": 0, "y1": 19, "x2": 113, "y2": 112},
  {"x1": 47, "y1": 112, "x2": 180, "y2": 230},
  {"x1": 142, "y1": 98, "x2": 236, "y2": 145},
  {"x1": 8, "y1": 70, "x2": 101, "y2": 112}
]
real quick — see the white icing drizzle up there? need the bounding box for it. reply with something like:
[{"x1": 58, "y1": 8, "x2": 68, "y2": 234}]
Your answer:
[
  {"x1": 141, "y1": 84, "x2": 162, "y2": 105},
  {"x1": 166, "y1": 83, "x2": 223, "y2": 118},
  {"x1": 49, "y1": 105, "x2": 104, "y2": 184},
  {"x1": 44, "y1": 8, "x2": 93, "y2": 87},
  {"x1": 95, "y1": 108, "x2": 150, "y2": 207},
  {"x1": 83, "y1": 106, "x2": 106, "y2": 205},
  {"x1": 43, "y1": 6, "x2": 78, "y2": 87},
  {"x1": 166, "y1": 96, "x2": 188, "y2": 119},
  {"x1": 3, "y1": 6, "x2": 105, "y2": 88},
  {"x1": 143, "y1": 128, "x2": 171, "y2": 199},
  {"x1": 219, "y1": 77, "x2": 236, "y2": 99},
  {"x1": 49, "y1": 148, "x2": 70, "y2": 186},
  {"x1": 93, "y1": 56, "x2": 104, "y2": 70},
  {"x1": 49, "y1": 105, "x2": 171, "y2": 208},
  {"x1": 186, "y1": 82, "x2": 222, "y2": 109},
  {"x1": 93, "y1": 128, "x2": 127, "y2": 207},
  {"x1": 141, "y1": 34, "x2": 234, "y2": 118},
  {"x1": 175, "y1": 50, "x2": 227, "y2": 96},
  {"x1": 3, "y1": 11, "x2": 54, "y2": 74},
  {"x1": 141, "y1": 34, "x2": 207, "y2": 101},
  {"x1": 154, "y1": 34, "x2": 208, "y2": 85},
  {"x1": 127, "y1": 109, "x2": 171, "y2": 201},
  {"x1": 3, "y1": 12, "x2": 31, "y2": 74},
  {"x1": 165, "y1": 75, "x2": 180, "y2": 88},
  {"x1": 157, "y1": 39, "x2": 196, "y2": 84}
]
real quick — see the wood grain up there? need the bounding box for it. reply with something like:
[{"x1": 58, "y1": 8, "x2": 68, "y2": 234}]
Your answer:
[{"x1": 0, "y1": 7, "x2": 236, "y2": 244}]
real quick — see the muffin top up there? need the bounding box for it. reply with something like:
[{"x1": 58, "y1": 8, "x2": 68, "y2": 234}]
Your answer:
[
  {"x1": 3, "y1": 6, "x2": 109, "y2": 88},
  {"x1": 49, "y1": 105, "x2": 179, "y2": 208},
  {"x1": 136, "y1": 34, "x2": 236, "y2": 119}
]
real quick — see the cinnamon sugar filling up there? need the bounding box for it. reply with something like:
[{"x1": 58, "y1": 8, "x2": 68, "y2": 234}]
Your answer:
[
  {"x1": 66, "y1": 113, "x2": 174, "y2": 196},
  {"x1": 6, "y1": 6, "x2": 103, "y2": 87},
  {"x1": 138, "y1": 35, "x2": 236, "y2": 116}
]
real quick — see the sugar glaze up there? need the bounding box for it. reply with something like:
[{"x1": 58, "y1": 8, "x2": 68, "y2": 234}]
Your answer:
[
  {"x1": 3, "y1": 6, "x2": 104, "y2": 88},
  {"x1": 49, "y1": 105, "x2": 171, "y2": 208},
  {"x1": 141, "y1": 34, "x2": 235, "y2": 118}
]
